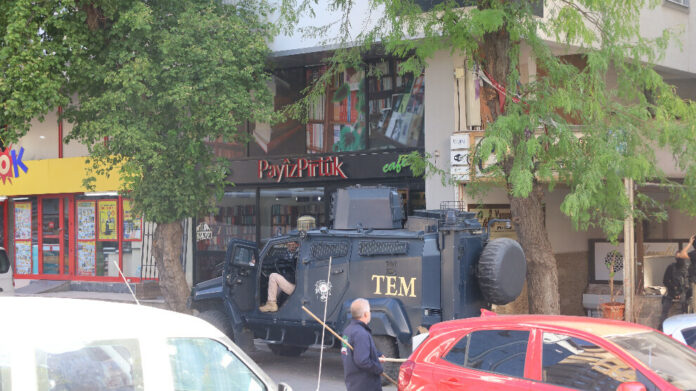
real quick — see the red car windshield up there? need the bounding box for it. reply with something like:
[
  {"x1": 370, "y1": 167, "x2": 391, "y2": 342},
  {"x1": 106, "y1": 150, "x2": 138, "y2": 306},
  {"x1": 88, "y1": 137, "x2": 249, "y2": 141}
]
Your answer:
[{"x1": 607, "y1": 331, "x2": 696, "y2": 390}]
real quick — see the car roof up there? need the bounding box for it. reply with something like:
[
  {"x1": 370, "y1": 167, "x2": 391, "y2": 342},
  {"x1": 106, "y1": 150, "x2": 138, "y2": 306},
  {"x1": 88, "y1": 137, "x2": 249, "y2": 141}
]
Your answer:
[
  {"x1": 663, "y1": 313, "x2": 696, "y2": 335},
  {"x1": 0, "y1": 296, "x2": 225, "y2": 340},
  {"x1": 429, "y1": 314, "x2": 654, "y2": 338}
]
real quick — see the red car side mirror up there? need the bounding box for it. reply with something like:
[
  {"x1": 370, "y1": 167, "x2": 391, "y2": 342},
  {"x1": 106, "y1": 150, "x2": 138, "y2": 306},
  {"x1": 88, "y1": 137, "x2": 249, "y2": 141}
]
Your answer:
[{"x1": 616, "y1": 382, "x2": 646, "y2": 391}]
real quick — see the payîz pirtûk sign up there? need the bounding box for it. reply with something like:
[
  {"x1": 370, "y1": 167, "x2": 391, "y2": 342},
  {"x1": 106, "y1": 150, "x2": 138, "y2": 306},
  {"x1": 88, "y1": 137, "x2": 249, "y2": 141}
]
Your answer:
[{"x1": 258, "y1": 156, "x2": 348, "y2": 182}]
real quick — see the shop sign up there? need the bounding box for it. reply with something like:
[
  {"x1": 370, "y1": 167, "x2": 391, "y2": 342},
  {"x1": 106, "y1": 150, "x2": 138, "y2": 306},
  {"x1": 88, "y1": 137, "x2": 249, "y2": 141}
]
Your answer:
[
  {"x1": 258, "y1": 156, "x2": 348, "y2": 182},
  {"x1": 382, "y1": 155, "x2": 412, "y2": 174},
  {"x1": 0, "y1": 145, "x2": 28, "y2": 184}
]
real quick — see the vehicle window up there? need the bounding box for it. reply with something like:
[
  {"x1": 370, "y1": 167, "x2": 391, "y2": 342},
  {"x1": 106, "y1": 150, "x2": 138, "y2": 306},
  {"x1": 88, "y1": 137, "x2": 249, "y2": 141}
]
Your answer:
[
  {"x1": 608, "y1": 330, "x2": 696, "y2": 390},
  {"x1": 0, "y1": 250, "x2": 9, "y2": 274},
  {"x1": 681, "y1": 326, "x2": 696, "y2": 348},
  {"x1": 0, "y1": 345, "x2": 10, "y2": 391},
  {"x1": 444, "y1": 329, "x2": 529, "y2": 378},
  {"x1": 542, "y1": 332, "x2": 636, "y2": 390},
  {"x1": 233, "y1": 247, "x2": 255, "y2": 267},
  {"x1": 35, "y1": 338, "x2": 144, "y2": 391},
  {"x1": 167, "y1": 338, "x2": 266, "y2": 391}
]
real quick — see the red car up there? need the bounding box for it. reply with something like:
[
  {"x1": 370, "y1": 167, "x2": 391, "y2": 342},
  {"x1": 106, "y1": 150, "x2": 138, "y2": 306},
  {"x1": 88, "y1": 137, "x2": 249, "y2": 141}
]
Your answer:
[{"x1": 398, "y1": 313, "x2": 696, "y2": 391}]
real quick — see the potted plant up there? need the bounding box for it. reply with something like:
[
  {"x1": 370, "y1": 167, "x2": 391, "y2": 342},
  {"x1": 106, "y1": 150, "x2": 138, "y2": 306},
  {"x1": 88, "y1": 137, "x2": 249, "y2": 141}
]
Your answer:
[{"x1": 601, "y1": 250, "x2": 625, "y2": 320}]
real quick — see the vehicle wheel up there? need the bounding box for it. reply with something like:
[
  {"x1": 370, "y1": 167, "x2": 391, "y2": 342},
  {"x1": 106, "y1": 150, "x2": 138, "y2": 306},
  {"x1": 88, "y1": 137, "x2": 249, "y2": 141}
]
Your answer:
[
  {"x1": 268, "y1": 344, "x2": 308, "y2": 357},
  {"x1": 478, "y1": 237, "x2": 526, "y2": 305},
  {"x1": 198, "y1": 310, "x2": 235, "y2": 340},
  {"x1": 373, "y1": 335, "x2": 398, "y2": 386}
]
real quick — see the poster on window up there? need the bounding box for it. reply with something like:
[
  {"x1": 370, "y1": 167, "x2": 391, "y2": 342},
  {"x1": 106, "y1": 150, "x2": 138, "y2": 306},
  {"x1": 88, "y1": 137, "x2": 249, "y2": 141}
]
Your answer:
[
  {"x1": 14, "y1": 202, "x2": 31, "y2": 240},
  {"x1": 77, "y1": 201, "x2": 96, "y2": 240},
  {"x1": 14, "y1": 242, "x2": 31, "y2": 274},
  {"x1": 77, "y1": 241, "x2": 96, "y2": 276},
  {"x1": 122, "y1": 200, "x2": 142, "y2": 241},
  {"x1": 98, "y1": 200, "x2": 118, "y2": 240}
]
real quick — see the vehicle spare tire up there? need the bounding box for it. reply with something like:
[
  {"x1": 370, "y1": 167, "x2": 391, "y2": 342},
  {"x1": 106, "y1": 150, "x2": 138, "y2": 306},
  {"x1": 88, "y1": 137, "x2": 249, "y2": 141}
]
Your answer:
[{"x1": 477, "y1": 238, "x2": 526, "y2": 305}]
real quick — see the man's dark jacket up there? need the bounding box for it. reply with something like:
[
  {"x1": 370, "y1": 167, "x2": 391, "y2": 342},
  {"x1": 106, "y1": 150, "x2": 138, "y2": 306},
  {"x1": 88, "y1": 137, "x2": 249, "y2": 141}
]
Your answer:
[
  {"x1": 342, "y1": 319, "x2": 383, "y2": 391},
  {"x1": 664, "y1": 259, "x2": 689, "y2": 298}
]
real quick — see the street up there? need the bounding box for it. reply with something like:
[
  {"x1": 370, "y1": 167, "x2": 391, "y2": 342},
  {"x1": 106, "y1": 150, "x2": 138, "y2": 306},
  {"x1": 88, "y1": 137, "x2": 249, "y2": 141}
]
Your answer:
[{"x1": 248, "y1": 342, "x2": 397, "y2": 391}]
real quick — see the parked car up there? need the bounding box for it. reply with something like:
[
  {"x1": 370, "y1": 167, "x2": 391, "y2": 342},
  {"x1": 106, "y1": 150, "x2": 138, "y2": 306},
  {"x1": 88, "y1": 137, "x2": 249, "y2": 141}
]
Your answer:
[
  {"x1": 0, "y1": 296, "x2": 292, "y2": 391},
  {"x1": 663, "y1": 313, "x2": 696, "y2": 349},
  {"x1": 0, "y1": 247, "x2": 14, "y2": 296},
  {"x1": 398, "y1": 313, "x2": 696, "y2": 391}
]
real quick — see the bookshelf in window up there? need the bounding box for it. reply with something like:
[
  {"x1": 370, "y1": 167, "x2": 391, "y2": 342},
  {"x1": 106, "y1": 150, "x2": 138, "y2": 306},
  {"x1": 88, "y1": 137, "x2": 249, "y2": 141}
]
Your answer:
[
  {"x1": 367, "y1": 59, "x2": 423, "y2": 149},
  {"x1": 271, "y1": 203, "x2": 325, "y2": 236}
]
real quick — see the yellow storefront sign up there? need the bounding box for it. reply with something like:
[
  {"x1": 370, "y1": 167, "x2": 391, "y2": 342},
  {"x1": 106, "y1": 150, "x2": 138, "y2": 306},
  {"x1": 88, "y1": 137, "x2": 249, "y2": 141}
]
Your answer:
[{"x1": 0, "y1": 157, "x2": 123, "y2": 196}]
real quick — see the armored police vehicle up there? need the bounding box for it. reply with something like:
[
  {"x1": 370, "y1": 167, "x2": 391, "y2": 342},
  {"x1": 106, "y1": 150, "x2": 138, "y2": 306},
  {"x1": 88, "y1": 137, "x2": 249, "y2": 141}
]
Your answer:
[{"x1": 190, "y1": 186, "x2": 526, "y2": 380}]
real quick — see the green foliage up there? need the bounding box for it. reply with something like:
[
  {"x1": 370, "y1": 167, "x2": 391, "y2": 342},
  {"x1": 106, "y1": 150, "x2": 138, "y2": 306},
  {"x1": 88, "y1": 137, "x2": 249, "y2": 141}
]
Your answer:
[
  {"x1": 1, "y1": 0, "x2": 275, "y2": 224},
  {"x1": 281, "y1": 0, "x2": 696, "y2": 242}
]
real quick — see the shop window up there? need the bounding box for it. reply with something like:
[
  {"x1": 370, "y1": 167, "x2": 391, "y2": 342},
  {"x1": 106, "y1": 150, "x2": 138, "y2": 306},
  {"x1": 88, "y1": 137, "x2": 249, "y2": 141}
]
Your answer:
[
  {"x1": 260, "y1": 188, "x2": 325, "y2": 241},
  {"x1": 195, "y1": 190, "x2": 257, "y2": 283},
  {"x1": 367, "y1": 60, "x2": 424, "y2": 150},
  {"x1": 10, "y1": 197, "x2": 38, "y2": 275},
  {"x1": 306, "y1": 67, "x2": 367, "y2": 153},
  {"x1": 250, "y1": 68, "x2": 307, "y2": 157}
]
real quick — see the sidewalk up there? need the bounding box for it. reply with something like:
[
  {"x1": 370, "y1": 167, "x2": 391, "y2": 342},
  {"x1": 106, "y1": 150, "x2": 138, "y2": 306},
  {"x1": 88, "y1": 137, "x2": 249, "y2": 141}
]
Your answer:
[{"x1": 15, "y1": 280, "x2": 168, "y2": 309}]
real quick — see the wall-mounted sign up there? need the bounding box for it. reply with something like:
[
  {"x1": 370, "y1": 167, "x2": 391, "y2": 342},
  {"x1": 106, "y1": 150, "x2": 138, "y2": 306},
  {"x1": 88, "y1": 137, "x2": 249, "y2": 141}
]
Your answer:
[
  {"x1": 0, "y1": 145, "x2": 28, "y2": 185},
  {"x1": 451, "y1": 150, "x2": 469, "y2": 166},
  {"x1": 258, "y1": 156, "x2": 348, "y2": 182},
  {"x1": 450, "y1": 133, "x2": 470, "y2": 150},
  {"x1": 451, "y1": 165, "x2": 470, "y2": 181}
]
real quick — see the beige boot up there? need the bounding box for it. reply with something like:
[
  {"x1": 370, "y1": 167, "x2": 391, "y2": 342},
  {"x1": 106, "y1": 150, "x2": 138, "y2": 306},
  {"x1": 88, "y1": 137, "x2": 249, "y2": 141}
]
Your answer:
[{"x1": 259, "y1": 301, "x2": 278, "y2": 312}]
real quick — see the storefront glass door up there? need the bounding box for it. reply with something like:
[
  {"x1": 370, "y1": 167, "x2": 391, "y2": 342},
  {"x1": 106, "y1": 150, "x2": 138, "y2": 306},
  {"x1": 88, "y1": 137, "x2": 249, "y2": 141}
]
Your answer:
[{"x1": 39, "y1": 196, "x2": 72, "y2": 276}]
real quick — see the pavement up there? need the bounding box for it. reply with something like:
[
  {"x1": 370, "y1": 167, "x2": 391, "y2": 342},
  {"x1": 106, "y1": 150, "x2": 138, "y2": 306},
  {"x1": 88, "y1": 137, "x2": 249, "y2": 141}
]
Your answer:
[{"x1": 14, "y1": 279, "x2": 167, "y2": 308}]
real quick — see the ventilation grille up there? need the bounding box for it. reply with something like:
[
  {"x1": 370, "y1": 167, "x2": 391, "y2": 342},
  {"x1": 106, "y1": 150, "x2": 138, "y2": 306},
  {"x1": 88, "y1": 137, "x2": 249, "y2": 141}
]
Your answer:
[
  {"x1": 359, "y1": 241, "x2": 409, "y2": 256},
  {"x1": 311, "y1": 242, "x2": 349, "y2": 260}
]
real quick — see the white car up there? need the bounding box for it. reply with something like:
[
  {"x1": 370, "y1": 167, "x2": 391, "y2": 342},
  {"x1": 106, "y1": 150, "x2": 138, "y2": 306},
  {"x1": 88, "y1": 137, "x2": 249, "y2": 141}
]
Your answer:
[
  {"x1": 0, "y1": 247, "x2": 14, "y2": 296},
  {"x1": 0, "y1": 297, "x2": 292, "y2": 391},
  {"x1": 663, "y1": 313, "x2": 696, "y2": 349}
]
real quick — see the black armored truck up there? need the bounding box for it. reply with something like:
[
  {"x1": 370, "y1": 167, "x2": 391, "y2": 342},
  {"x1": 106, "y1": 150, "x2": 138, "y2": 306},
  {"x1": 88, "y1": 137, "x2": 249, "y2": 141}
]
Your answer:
[{"x1": 189, "y1": 186, "x2": 526, "y2": 378}]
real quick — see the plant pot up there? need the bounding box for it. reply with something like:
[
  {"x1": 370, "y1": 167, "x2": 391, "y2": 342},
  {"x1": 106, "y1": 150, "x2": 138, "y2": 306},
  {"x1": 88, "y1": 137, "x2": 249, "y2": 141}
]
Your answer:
[{"x1": 601, "y1": 302, "x2": 625, "y2": 320}]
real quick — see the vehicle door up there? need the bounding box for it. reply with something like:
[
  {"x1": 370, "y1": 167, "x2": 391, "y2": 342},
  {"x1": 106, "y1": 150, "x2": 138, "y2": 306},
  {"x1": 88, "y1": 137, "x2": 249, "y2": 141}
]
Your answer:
[
  {"x1": 525, "y1": 329, "x2": 660, "y2": 391},
  {"x1": 0, "y1": 247, "x2": 14, "y2": 296},
  {"x1": 300, "y1": 239, "x2": 352, "y2": 322},
  {"x1": 223, "y1": 240, "x2": 259, "y2": 313},
  {"x1": 430, "y1": 327, "x2": 535, "y2": 391}
]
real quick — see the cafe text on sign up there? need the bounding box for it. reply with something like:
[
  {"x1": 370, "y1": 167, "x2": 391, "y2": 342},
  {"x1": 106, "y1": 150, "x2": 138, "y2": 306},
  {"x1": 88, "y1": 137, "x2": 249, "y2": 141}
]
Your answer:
[
  {"x1": 0, "y1": 145, "x2": 28, "y2": 185},
  {"x1": 258, "y1": 156, "x2": 348, "y2": 182}
]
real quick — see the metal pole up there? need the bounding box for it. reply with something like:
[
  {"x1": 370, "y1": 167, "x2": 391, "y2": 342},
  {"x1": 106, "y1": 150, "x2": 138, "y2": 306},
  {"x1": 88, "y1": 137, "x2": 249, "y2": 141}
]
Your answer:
[{"x1": 624, "y1": 178, "x2": 634, "y2": 322}]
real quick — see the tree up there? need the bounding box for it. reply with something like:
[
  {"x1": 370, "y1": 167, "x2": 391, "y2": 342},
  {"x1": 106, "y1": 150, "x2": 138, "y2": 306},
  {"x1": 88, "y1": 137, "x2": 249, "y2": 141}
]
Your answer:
[
  {"x1": 281, "y1": 0, "x2": 696, "y2": 314},
  {"x1": 1, "y1": 0, "x2": 275, "y2": 312}
]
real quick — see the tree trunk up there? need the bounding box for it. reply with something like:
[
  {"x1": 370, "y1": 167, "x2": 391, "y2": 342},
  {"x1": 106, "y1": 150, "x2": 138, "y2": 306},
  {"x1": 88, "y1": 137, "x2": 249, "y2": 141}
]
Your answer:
[
  {"x1": 153, "y1": 221, "x2": 191, "y2": 314},
  {"x1": 509, "y1": 183, "x2": 561, "y2": 314},
  {"x1": 478, "y1": 15, "x2": 561, "y2": 315}
]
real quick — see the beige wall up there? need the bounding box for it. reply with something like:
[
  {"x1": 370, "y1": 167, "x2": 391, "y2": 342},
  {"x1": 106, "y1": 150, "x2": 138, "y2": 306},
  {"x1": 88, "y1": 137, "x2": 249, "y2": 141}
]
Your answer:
[
  {"x1": 640, "y1": 1, "x2": 695, "y2": 75},
  {"x1": 424, "y1": 49, "x2": 459, "y2": 208},
  {"x1": 15, "y1": 108, "x2": 89, "y2": 160}
]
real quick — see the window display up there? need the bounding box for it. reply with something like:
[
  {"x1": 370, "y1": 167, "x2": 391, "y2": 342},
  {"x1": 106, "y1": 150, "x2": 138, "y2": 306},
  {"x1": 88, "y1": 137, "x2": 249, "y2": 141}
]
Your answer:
[
  {"x1": 122, "y1": 199, "x2": 142, "y2": 241},
  {"x1": 98, "y1": 200, "x2": 118, "y2": 241},
  {"x1": 260, "y1": 188, "x2": 324, "y2": 240}
]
